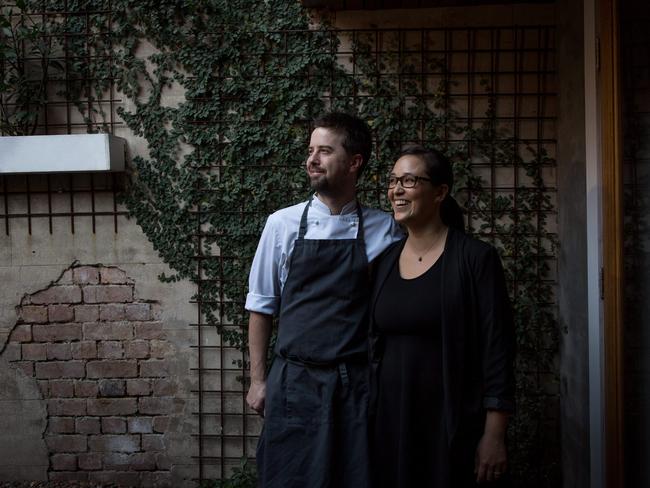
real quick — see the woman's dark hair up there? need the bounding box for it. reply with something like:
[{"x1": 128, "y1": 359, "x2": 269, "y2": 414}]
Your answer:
[{"x1": 399, "y1": 144, "x2": 465, "y2": 232}]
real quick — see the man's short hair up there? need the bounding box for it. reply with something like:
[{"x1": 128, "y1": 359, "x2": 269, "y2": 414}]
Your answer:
[{"x1": 313, "y1": 112, "x2": 372, "y2": 177}]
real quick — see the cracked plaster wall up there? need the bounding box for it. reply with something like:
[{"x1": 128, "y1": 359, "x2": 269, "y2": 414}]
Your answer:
[{"x1": 0, "y1": 212, "x2": 197, "y2": 487}]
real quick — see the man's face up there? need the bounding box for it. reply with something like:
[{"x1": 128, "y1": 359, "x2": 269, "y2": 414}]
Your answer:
[{"x1": 306, "y1": 127, "x2": 356, "y2": 195}]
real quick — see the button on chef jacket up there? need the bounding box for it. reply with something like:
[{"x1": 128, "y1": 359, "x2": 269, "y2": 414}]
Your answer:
[{"x1": 245, "y1": 194, "x2": 403, "y2": 316}]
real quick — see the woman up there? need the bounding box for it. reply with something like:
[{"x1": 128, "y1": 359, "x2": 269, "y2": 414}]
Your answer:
[{"x1": 370, "y1": 145, "x2": 515, "y2": 487}]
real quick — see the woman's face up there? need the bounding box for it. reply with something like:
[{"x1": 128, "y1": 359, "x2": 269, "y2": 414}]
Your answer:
[{"x1": 388, "y1": 154, "x2": 447, "y2": 228}]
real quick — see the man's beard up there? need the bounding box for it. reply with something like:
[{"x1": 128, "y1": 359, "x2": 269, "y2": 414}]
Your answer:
[{"x1": 309, "y1": 174, "x2": 330, "y2": 193}]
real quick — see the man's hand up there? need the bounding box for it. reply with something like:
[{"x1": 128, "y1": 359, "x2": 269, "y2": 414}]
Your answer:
[
  {"x1": 247, "y1": 379, "x2": 266, "y2": 416},
  {"x1": 247, "y1": 311, "x2": 272, "y2": 417}
]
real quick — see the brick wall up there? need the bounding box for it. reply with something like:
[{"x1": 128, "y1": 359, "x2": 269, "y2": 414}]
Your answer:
[{"x1": 1, "y1": 264, "x2": 175, "y2": 486}]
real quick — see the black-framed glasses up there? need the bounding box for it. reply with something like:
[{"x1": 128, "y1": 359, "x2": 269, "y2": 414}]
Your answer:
[{"x1": 387, "y1": 174, "x2": 432, "y2": 188}]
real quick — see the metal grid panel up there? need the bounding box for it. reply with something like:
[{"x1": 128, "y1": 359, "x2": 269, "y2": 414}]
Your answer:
[
  {"x1": 193, "y1": 25, "x2": 557, "y2": 480},
  {"x1": 0, "y1": 173, "x2": 125, "y2": 235},
  {"x1": 0, "y1": 2, "x2": 126, "y2": 234}
]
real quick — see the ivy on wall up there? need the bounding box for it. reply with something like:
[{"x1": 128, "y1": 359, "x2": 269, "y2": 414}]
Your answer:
[{"x1": 2, "y1": 1, "x2": 559, "y2": 485}]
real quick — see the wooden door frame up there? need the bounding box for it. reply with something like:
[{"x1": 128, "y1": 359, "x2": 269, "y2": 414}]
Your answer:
[{"x1": 598, "y1": 0, "x2": 624, "y2": 485}]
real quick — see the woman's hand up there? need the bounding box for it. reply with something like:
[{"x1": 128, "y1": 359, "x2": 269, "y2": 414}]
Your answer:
[{"x1": 474, "y1": 410, "x2": 509, "y2": 483}]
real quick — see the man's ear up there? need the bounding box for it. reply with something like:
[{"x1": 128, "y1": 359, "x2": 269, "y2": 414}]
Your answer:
[{"x1": 349, "y1": 154, "x2": 364, "y2": 175}]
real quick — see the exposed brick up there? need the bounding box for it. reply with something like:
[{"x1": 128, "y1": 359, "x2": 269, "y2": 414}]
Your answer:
[
  {"x1": 22, "y1": 343, "x2": 47, "y2": 361},
  {"x1": 89, "y1": 471, "x2": 140, "y2": 485},
  {"x1": 45, "y1": 434, "x2": 87, "y2": 452},
  {"x1": 134, "y1": 322, "x2": 164, "y2": 340},
  {"x1": 88, "y1": 434, "x2": 140, "y2": 452},
  {"x1": 13, "y1": 361, "x2": 34, "y2": 376},
  {"x1": 48, "y1": 304, "x2": 74, "y2": 323},
  {"x1": 19, "y1": 305, "x2": 48, "y2": 323},
  {"x1": 75, "y1": 417, "x2": 101, "y2": 434},
  {"x1": 152, "y1": 379, "x2": 176, "y2": 396},
  {"x1": 2, "y1": 343, "x2": 21, "y2": 361},
  {"x1": 83, "y1": 285, "x2": 133, "y2": 303},
  {"x1": 142, "y1": 434, "x2": 165, "y2": 451},
  {"x1": 126, "y1": 379, "x2": 151, "y2": 396},
  {"x1": 100, "y1": 267, "x2": 129, "y2": 284},
  {"x1": 87, "y1": 398, "x2": 137, "y2": 416},
  {"x1": 83, "y1": 322, "x2": 133, "y2": 341},
  {"x1": 51, "y1": 453, "x2": 77, "y2": 471},
  {"x1": 125, "y1": 340, "x2": 149, "y2": 359},
  {"x1": 131, "y1": 452, "x2": 157, "y2": 471},
  {"x1": 71, "y1": 341, "x2": 97, "y2": 360},
  {"x1": 49, "y1": 417, "x2": 76, "y2": 434},
  {"x1": 74, "y1": 380, "x2": 98, "y2": 398},
  {"x1": 138, "y1": 397, "x2": 174, "y2": 415},
  {"x1": 59, "y1": 269, "x2": 74, "y2": 284},
  {"x1": 139, "y1": 360, "x2": 171, "y2": 378},
  {"x1": 125, "y1": 303, "x2": 151, "y2": 321},
  {"x1": 128, "y1": 417, "x2": 153, "y2": 434},
  {"x1": 97, "y1": 341, "x2": 124, "y2": 359},
  {"x1": 150, "y1": 340, "x2": 173, "y2": 359},
  {"x1": 47, "y1": 343, "x2": 72, "y2": 360},
  {"x1": 155, "y1": 453, "x2": 171, "y2": 470},
  {"x1": 30, "y1": 285, "x2": 82, "y2": 304},
  {"x1": 49, "y1": 380, "x2": 74, "y2": 398},
  {"x1": 35, "y1": 361, "x2": 85, "y2": 379},
  {"x1": 87, "y1": 360, "x2": 137, "y2": 378},
  {"x1": 33, "y1": 323, "x2": 82, "y2": 342},
  {"x1": 73, "y1": 266, "x2": 99, "y2": 285},
  {"x1": 9, "y1": 324, "x2": 32, "y2": 342},
  {"x1": 152, "y1": 416, "x2": 169, "y2": 433},
  {"x1": 103, "y1": 452, "x2": 131, "y2": 469},
  {"x1": 101, "y1": 417, "x2": 127, "y2": 434},
  {"x1": 37, "y1": 380, "x2": 49, "y2": 397},
  {"x1": 98, "y1": 379, "x2": 125, "y2": 397},
  {"x1": 99, "y1": 303, "x2": 126, "y2": 321},
  {"x1": 77, "y1": 452, "x2": 102, "y2": 471},
  {"x1": 49, "y1": 472, "x2": 88, "y2": 482},
  {"x1": 74, "y1": 305, "x2": 99, "y2": 322},
  {"x1": 48, "y1": 399, "x2": 87, "y2": 416}
]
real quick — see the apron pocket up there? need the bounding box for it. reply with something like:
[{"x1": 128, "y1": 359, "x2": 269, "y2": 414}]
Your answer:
[{"x1": 285, "y1": 362, "x2": 335, "y2": 427}]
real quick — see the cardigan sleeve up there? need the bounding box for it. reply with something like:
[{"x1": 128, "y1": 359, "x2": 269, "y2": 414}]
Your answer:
[{"x1": 471, "y1": 245, "x2": 516, "y2": 413}]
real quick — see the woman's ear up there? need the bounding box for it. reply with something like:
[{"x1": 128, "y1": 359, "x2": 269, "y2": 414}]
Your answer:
[{"x1": 435, "y1": 183, "x2": 450, "y2": 203}]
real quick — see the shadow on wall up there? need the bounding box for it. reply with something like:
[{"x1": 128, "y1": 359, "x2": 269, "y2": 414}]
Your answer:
[{"x1": 0, "y1": 264, "x2": 176, "y2": 486}]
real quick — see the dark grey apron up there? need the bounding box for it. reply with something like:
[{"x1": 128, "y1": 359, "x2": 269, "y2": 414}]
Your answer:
[{"x1": 256, "y1": 196, "x2": 371, "y2": 488}]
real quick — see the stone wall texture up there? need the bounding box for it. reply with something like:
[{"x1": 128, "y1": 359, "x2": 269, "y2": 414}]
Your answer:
[{"x1": 0, "y1": 264, "x2": 176, "y2": 486}]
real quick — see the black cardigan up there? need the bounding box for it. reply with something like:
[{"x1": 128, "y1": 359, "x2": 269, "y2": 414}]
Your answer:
[{"x1": 369, "y1": 227, "x2": 515, "y2": 444}]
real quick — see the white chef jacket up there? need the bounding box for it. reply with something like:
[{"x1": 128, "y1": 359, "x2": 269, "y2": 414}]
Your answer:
[{"x1": 245, "y1": 194, "x2": 403, "y2": 316}]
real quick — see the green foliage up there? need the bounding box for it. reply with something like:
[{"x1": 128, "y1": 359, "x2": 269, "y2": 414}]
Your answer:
[
  {"x1": 0, "y1": 1, "x2": 63, "y2": 135},
  {"x1": 5, "y1": 1, "x2": 560, "y2": 485},
  {"x1": 200, "y1": 458, "x2": 256, "y2": 488}
]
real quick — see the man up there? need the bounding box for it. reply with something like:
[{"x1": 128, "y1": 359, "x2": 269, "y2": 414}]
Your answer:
[{"x1": 245, "y1": 112, "x2": 402, "y2": 487}]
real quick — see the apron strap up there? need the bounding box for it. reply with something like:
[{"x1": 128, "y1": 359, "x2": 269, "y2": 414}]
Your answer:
[
  {"x1": 297, "y1": 195, "x2": 313, "y2": 240},
  {"x1": 355, "y1": 201, "x2": 365, "y2": 242}
]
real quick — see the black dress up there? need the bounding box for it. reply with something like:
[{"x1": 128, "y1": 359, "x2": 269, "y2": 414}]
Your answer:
[{"x1": 371, "y1": 256, "x2": 450, "y2": 488}]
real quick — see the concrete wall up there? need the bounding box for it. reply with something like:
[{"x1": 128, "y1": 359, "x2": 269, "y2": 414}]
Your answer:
[{"x1": 0, "y1": 209, "x2": 197, "y2": 486}]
